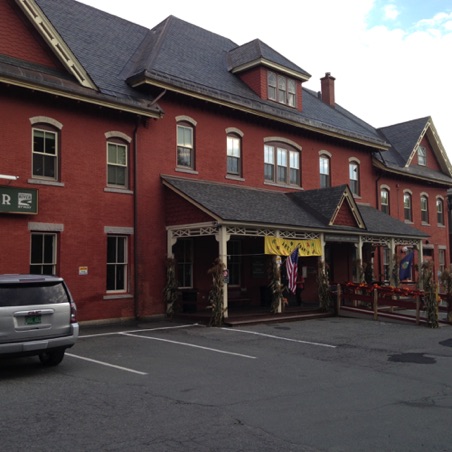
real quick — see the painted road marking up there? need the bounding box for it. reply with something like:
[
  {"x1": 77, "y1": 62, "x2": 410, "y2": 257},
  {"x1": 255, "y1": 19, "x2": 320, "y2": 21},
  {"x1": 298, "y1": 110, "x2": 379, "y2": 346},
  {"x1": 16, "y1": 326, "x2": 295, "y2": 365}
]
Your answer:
[
  {"x1": 120, "y1": 332, "x2": 257, "y2": 359},
  {"x1": 79, "y1": 323, "x2": 201, "y2": 339},
  {"x1": 221, "y1": 328, "x2": 337, "y2": 348},
  {"x1": 66, "y1": 353, "x2": 148, "y2": 375}
]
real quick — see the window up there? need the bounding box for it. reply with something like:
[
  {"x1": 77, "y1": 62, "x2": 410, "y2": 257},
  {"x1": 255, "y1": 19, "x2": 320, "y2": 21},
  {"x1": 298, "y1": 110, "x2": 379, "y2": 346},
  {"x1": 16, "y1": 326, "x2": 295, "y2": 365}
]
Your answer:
[
  {"x1": 227, "y1": 240, "x2": 241, "y2": 286},
  {"x1": 268, "y1": 71, "x2": 296, "y2": 107},
  {"x1": 383, "y1": 247, "x2": 391, "y2": 281},
  {"x1": 107, "y1": 141, "x2": 128, "y2": 188},
  {"x1": 418, "y1": 146, "x2": 427, "y2": 166},
  {"x1": 264, "y1": 143, "x2": 300, "y2": 186},
  {"x1": 437, "y1": 198, "x2": 444, "y2": 225},
  {"x1": 30, "y1": 233, "x2": 57, "y2": 275},
  {"x1": 404, "y1": 192, "x2": 412, "y2": 222},
  {"x1": 380, "y1": 188, "x2": 390, "y2": 214},
  {"x1": 107, "y1": 236, "x2": 127, "y2": 292},
  {"x1": 439, "y1": 249, "x2": 446, "y2": 274},
  {"x1": 175, "y1": 239, "x2": 193, "y2": 288},
  {"x1": 420, "y1": 195, "x2": 429, "y2": 223},
  {"x1": 319, "y1": 155, "x2": 330, "y2": 188},
  {"x1": 177, "y1": 123, "x2": 194, "y2": 169},
  {"x1": 227, "y1": 134, "x2": 241, "y2": 176},
  {"x1": 349, "y1": 161, "x2": 360, "y2": 196},
  {"x1": 32, "y1": 127, "x2": 58, "y2": 180}
]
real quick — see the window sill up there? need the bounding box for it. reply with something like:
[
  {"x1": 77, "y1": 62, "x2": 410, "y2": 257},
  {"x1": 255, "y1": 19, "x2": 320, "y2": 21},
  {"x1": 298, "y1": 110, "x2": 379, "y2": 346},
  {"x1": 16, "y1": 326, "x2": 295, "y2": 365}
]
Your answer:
[
  {"x1": 104, "y1": 187, "x2": 133, "y2": 195},
  {"x1": 103, "y1": 293, "x2": 133, "y2": 300},
  {"x1": 28, "y1": 178, "x2": 64, "y2": 187},
  {"x1": 175, "y1": 167, "x2": 198, "y2": 175},
  {"x1": 264, "y1": 180, "x2": 302, "y2": 190},
  {"x1": 421, "y1": 222, "x2": 431, "y2": 227},
  {"x1": 226, "y1": 174, "x2": 244, "y2": 181}
]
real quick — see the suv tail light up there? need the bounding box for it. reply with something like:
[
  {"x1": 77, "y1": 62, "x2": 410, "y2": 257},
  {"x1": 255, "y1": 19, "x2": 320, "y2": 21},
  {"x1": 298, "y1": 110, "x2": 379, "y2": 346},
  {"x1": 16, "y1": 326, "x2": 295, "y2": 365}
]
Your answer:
[{"x1": 70, "y1": 301, "x2": 77, "y2": 324}]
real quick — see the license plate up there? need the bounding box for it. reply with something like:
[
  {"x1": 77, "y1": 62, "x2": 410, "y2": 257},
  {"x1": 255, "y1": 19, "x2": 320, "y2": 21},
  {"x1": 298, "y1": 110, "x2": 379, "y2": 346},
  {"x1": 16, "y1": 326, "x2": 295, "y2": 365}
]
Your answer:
[{"x1": 25, "y1": 315, "x2": 41, "y2": 325}]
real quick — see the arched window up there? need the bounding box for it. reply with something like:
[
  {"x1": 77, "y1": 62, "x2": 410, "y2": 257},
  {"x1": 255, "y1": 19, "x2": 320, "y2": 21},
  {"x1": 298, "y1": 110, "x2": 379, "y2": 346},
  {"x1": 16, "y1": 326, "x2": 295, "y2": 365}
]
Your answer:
[
  {"x1": 420, "y1": 194, "x2": 429, "y2": 223},
  {"x1": 349, "y1": 160, "x2": 360, "y2": 196},
  {"x1": 30, "y1": 117, "x2": 62, "y2": 181},
  {"x1": 226, "y1": 129, "x2": 243, "y2": 177},
  {"x1": 106, "y1": 132, "x2": 131, "y2": 189},
  {"x1": 319, "y1": 153, "x2": 331, "y2": 188},
  {"x1": 403, "y1": 192, "x2": 412, "y2": 222},
  {"x1": 437, "y1": 198, "x2": 445, "y2": 225},
  {"x1": 264, "y1": 139, "x2": 301, "y2": 186},
  {"x1": 417, "y1": 146, "x2": 427, "y2": 166},
  {"x1": 380, "y1": 188, "x2": 390, "y2": 214},
  {"x1": 176, "y1": 117, "x2": 196, "y2": 170}
]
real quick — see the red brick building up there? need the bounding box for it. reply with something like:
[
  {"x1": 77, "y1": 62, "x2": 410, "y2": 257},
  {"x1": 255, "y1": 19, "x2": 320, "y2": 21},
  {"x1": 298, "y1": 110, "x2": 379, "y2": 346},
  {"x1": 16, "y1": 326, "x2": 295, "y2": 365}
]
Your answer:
[{"x1": 1, "y1": 0, "x2": 450, "y2": 322}]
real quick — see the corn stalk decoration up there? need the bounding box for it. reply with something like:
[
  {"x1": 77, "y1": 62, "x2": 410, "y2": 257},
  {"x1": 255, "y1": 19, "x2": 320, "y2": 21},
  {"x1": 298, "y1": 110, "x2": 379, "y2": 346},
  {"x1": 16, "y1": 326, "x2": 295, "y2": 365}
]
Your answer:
[
  {"x1": 440, "y1": 266, "x2": 452, "y2": 323},
  {"x1": 268, "y1": 256, "x2": 284, "y2": 314},
  {"x1": 208, "y1": 258, "x2": 226, "y2": 327},
  {"x1": 391, "y1": 254, "x2": 400, "y2": 288},
  {"x1": 317, "y1": 260, "x2": 331, "y2": 312},
  {"x1": 420, "y1": 261, "x2": 438, "y2": 328},
  {"x1": 164, "y1": 257, "x2": 179, "y2": 317}
]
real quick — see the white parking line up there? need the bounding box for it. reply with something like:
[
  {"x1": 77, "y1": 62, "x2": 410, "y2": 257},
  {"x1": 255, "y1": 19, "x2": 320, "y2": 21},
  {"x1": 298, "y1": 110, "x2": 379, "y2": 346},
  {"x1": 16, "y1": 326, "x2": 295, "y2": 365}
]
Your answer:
[
  {"x1": 79, "y1": 323, "x2": 201, "y2": 339},
  {"x1": 66, "y1": 353, "x2": 148, "y2": 375},
  {"x1": 221, "y1": 328, "x2": 337, "y2": 348},
  {"x1": 120, "y1": 332, "x2": 257, "y2": 359}
]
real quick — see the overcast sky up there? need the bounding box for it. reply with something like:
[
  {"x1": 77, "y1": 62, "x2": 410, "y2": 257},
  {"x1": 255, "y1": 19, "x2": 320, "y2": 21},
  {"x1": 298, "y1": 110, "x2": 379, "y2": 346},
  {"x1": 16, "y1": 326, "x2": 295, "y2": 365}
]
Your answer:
[{"x1": 77, "y1": 0, "x2": 452, "y2": 159}]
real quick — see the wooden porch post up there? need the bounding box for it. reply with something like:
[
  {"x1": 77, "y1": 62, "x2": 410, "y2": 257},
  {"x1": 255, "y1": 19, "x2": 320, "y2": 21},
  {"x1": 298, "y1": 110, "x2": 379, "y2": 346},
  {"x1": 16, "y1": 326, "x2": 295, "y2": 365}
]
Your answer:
[
  {"x1": 216, "y1": 225, "x2": 229, "y2": 318},
  {"x1": 389, "y1": 238, "x2": 395, "y2": 286}
]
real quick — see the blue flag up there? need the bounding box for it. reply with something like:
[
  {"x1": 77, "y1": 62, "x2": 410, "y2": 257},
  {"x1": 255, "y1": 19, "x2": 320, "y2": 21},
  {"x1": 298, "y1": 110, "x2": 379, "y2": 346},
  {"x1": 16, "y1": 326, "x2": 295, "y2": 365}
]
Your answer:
[{"x1": 399, "y1": 252, "x2": 413, "y2": 281}]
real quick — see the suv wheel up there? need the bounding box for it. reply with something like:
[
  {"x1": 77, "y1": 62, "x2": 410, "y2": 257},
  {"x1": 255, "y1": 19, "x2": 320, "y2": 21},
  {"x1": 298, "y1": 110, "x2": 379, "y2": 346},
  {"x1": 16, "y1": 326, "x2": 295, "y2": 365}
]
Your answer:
[{"x1": 39, "y1": 348, "x2": 66, "y2": 366}]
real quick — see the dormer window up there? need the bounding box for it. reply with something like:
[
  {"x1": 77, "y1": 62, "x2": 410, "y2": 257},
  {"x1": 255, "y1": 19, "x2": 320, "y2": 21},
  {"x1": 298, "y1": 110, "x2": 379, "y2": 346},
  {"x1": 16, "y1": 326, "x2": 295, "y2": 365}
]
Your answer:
[
  {"x1": 268, "y1": 71, "x2": 296, "y2": 107},
  {"x1": 417, "y1": 146, "x2": 426, "y2": 166}
]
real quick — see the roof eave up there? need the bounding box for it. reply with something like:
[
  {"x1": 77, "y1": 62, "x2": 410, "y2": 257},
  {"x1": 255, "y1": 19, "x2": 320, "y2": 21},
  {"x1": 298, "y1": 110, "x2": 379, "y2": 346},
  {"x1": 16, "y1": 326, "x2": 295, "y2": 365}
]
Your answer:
[
  {"x1": 131, "y1": 75, "x2": 389, "y2": 150},
  {"x1": 372, "y1": 157, "x2": 452, "y2": 186},
  {"x1": 1, "y1": 75, "x2": 162, "y2": 118},
  {"x1": 229, "y1": 58, "x2": 311, "y2": 82}
]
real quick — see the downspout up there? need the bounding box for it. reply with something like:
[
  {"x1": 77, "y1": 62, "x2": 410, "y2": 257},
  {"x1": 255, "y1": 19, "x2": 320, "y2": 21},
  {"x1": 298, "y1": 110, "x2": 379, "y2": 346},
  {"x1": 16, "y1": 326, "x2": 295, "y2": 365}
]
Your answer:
[
  {"x1": 132, "y1": 90, "x2": 166, "y2": 320},
  {"x1": 133, "y1": 117, "x2": 140, "y2": 320}
]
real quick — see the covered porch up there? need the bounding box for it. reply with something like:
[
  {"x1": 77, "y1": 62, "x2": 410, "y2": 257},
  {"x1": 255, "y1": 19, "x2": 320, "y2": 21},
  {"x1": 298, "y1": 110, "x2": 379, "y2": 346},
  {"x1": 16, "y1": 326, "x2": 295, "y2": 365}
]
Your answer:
[{"x1": 162, "y1": 176, "x2": 428, "y2": 322}]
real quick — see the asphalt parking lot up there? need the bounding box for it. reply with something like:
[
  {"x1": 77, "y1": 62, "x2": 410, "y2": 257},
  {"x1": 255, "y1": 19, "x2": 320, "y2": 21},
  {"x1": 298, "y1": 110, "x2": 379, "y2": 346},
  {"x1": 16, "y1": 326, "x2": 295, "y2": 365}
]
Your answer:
[{"x1": 1, "y1": 317, "x2": 452, "y2": 451}]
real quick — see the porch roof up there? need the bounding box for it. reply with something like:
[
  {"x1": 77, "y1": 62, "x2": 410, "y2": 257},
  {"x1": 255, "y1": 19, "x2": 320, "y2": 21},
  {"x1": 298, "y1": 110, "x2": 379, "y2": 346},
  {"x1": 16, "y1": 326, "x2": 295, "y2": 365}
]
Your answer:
[{"x1": 162, "y1": 176, "x2": 428, "y2": 240}]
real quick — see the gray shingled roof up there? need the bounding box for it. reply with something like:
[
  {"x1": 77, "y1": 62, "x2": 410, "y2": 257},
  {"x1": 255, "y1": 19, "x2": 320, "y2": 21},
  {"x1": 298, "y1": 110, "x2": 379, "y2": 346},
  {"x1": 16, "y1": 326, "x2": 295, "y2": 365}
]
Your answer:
[
  {"x1": 227, "y1": 39, "x2": 311, "y2": 79},
  {"x1": 162, "y1": 176, "x2": 428, "y2": 239},
  {"x1": 376, "y1": 117, "x2": 452, "y2": 184},
  {"x1": 30, "y1": 1, "x2": 387, "y2": 148},
  {"x1": 10, "y1": 1, "x2": 450, "y2": 184}
]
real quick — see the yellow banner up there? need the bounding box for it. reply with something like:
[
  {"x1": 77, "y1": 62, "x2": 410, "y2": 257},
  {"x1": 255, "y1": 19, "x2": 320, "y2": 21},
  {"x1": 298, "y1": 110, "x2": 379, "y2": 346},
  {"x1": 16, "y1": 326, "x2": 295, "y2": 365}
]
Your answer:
[{"x1": 264, "y1": 237, "x2": 322, "y2": 257}]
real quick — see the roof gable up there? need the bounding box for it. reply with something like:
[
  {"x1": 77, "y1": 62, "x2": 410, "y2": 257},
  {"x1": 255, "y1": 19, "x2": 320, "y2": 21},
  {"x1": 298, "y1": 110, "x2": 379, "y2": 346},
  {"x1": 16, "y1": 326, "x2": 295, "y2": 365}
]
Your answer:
[
  {"x1": 1, "y1": 0, "x2": 63, "y2": 70},
  {"x1": 17, "y1": 0, "x2": 96, "y2": 89},
  {"x1": 288, "y1": 185, "x2": 365, "y2": 229},
  {"x1": 376, "y1": 117, "x2": 452, "y2": 182}
]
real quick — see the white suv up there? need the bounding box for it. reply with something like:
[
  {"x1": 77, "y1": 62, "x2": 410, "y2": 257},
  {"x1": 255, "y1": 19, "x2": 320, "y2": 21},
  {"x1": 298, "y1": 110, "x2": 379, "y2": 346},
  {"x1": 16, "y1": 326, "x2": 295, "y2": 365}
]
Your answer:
[{"x1": 0, "y1": 274, "x2": 79, "y2": 366}]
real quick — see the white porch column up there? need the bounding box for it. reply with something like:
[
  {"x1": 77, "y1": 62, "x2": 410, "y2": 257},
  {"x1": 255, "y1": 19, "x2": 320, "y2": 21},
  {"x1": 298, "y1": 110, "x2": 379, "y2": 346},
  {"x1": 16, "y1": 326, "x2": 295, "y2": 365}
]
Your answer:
[
  {"x1": 216, "y1": 225, "x2": 230, "y2": 318},
  {"x1": 167, "y1": 229, "x2": 177, "y2": 258},
  {"x1": 418, "y1": 239, "x2": 424, "y2": 289},
  {"x1": 356, "y1": 236, "x2": 363, "y2": 282},
  {"x1": 389, "y1": 238, "x2": 395, "y2": 286}
]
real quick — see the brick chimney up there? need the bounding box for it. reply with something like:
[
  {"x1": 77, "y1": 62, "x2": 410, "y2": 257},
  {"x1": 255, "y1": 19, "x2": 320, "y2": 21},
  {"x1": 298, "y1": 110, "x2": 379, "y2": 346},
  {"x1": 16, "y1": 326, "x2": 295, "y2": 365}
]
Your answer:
[{"x1": 320, "y1": 72, "x2": 335, "y2": 107}]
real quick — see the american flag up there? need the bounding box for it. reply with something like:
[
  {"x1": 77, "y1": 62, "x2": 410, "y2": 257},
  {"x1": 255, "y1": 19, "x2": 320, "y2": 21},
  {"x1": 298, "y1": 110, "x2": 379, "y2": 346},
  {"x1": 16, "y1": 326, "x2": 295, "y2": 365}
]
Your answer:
[{"x1": 286, "y1": 247, "x2": 299, "y2": 294}]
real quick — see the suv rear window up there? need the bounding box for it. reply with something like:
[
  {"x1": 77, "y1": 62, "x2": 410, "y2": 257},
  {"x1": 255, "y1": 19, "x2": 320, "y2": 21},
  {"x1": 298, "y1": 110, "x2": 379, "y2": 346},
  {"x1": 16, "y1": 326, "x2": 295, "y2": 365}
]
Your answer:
[{"x1": 0, "y1": 282, "x2": 70, "y2": 307}]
